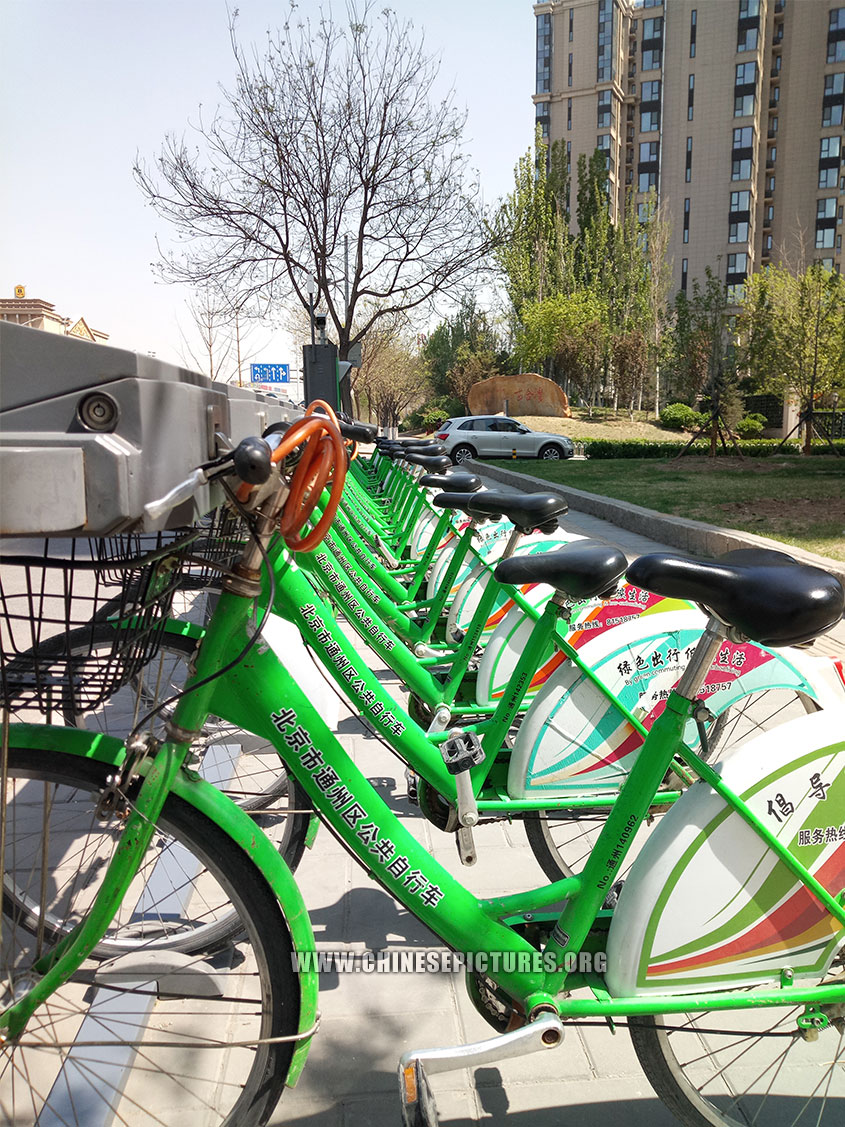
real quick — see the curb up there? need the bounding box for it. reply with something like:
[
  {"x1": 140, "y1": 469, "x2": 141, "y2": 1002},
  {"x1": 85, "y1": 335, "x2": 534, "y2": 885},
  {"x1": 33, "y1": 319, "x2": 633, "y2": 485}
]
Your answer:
[{"x1": 474, "y1": 460, "x2": 845, "y2": 585}]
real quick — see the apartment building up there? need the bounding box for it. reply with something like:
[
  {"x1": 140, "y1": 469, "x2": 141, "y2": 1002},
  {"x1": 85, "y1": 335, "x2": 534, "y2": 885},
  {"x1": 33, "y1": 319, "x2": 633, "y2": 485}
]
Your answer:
[{"x1": 534, "y1": 0, "x2": 845, "y2": 297}]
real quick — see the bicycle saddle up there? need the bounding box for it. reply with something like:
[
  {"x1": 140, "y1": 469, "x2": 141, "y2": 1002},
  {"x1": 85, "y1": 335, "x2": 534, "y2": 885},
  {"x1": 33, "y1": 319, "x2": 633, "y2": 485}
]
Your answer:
[
  {"x1": 405, "y1": 453, "x2": 452, "y2": 471},
  {"x1": 433, "y1": 490, "x2": 567, "y2": 534},
  {"x1": 626, "y1": 548, "x2": 844, "y2": 647},
  {"x1": 403, "y1": 444, "x2": 446, "y2": 457},
  {"x1": 495, "y1": 540, "x2": 627, "y2": 601},
  {"x1": 418, "y1": 471, "x2": 482, "y2": 492},
  {"x1": 467, "y1": 490, "x2": 568, "y2": 534}
]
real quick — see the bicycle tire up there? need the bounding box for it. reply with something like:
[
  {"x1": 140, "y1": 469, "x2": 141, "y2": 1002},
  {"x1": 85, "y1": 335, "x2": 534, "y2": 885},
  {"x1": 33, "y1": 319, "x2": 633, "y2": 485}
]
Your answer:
[
  {"x1": 523, "y1": 688, "x2": 816, "y2": 881},
  {"x1": 627, "y1": 973, "x2": 845, "y2": 1127},
  {"x1": 0, "y1": 745, "x2": 299, "y2": 1126}
]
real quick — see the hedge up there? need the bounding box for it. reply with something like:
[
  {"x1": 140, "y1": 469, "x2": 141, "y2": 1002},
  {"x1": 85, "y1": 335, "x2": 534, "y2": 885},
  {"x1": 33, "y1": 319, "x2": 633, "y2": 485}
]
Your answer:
[
  {"x1": 582, "y1": 438, "x2": 845, "y2": 459},
  {"x1": 580, "y1": 438, "x2": 829, "y2": 459}
]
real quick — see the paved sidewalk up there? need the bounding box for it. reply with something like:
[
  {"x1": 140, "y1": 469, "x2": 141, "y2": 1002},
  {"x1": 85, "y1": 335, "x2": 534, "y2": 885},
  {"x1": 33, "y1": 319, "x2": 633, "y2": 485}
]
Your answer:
[{"x1": 274, "y1": 503, "x2": 843, "y2": 1126}]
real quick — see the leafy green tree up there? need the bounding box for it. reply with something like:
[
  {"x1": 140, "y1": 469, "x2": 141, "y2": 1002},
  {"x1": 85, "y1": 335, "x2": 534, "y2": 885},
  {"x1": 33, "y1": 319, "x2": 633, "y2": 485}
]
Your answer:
[
  {"x1": 575, "y1": 150, "x2": 612, "y2": 289},
  {"x1": 740, "y1": 262, "x2": 845, "y2": 452},
  {"x1": 421, "y1": 298, "x2": 504, "y2": 396},
  {"x1": 447, "y1": 341, "x2": 500, "y2": 411},
  {"x1": 516, "y1": 288, "x2": 608, "y2": 414},
  {"x1": 667, "y1": 267, "x2": 742, "y2": 455},
  {"x1": 492, "y1": 128, "x2": 572, "y2": 318}
]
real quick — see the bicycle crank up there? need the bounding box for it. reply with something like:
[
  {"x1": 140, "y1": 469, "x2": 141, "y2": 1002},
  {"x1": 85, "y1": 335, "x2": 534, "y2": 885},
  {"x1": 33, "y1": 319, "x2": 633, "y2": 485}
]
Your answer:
[{"x1": 398, "y1": 1012, "x2": 564, "y2": 1127}]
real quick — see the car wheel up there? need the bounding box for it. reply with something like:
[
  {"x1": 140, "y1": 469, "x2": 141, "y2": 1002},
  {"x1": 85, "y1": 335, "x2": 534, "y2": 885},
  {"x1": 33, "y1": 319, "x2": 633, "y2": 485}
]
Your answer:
[
  {"x1": 451, "y1": 444, "x2": 476, "y2": 465},
  {"x1": 538, "y1": 443, "x2": 563, "y2": 460}
]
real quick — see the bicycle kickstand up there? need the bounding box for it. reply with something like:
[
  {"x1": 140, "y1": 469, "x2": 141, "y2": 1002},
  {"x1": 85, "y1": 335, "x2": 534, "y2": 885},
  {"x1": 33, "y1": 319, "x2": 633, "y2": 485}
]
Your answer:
[{"x1": 398, "y1": 1012, "x2": 564, "y2": 1126}]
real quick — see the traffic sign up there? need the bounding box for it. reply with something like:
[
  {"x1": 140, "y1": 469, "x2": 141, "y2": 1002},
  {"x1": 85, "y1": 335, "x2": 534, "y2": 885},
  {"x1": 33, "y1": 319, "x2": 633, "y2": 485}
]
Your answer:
[{"x1": 250, "y1": 363, "x2": 290, "y2": 383}]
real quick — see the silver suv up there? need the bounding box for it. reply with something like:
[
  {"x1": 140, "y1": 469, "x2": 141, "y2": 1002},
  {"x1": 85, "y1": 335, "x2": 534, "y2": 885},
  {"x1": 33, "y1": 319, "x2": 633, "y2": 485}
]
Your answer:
[{"x1": 434, "y1": 416, "x2": 575, "y2": 465}]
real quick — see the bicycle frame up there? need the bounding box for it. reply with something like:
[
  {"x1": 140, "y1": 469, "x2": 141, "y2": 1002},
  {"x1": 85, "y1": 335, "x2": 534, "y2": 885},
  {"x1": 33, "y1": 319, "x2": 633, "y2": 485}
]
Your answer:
[{"x1": 176, "y1": 573, "x2": 845, "y2": 1018}]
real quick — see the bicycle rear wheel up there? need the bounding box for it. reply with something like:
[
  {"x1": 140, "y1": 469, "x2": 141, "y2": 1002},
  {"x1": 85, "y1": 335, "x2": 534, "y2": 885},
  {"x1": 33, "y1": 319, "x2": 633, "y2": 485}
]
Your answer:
[
  {"x1": 0, "y1": 745, "x2": 299, "y2": 1126},
  {"x1": 628, "y1": 967, "x2": 845, "y2": 1126}
]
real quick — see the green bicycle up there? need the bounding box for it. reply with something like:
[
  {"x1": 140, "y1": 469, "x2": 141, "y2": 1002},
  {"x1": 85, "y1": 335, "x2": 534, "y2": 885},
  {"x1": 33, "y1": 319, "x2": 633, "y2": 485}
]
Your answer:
[{"x1": 2, "y1": 418, "x2": 844, "y2": 1126}]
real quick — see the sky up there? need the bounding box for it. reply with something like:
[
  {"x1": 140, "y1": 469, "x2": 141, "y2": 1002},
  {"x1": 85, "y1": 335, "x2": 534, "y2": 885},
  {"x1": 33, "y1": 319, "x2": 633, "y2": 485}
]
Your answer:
[{"x1": 1, "y1": 0, "x2": 535, "y2": 381}]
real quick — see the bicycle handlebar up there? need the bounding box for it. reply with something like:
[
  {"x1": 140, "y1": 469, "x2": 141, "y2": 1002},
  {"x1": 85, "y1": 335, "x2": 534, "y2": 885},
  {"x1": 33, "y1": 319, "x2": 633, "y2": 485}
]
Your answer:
[{"x1": 144, "y1": 436, "x2": 273, "y2": 521}]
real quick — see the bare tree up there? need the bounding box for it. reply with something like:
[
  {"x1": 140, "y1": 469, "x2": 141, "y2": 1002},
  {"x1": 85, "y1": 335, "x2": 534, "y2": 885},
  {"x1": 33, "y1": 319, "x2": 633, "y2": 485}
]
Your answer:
[
  {"x1": 356, "y1": 327, "x2": 428, "y2": 429},
  {"x1": 179, "y1": 288, "x2": 273, "y2": 385},
  {"x1": 179, "y1": 288, "x2": 235, "y2": 381},
  {"x1": 135, "y1": 2, "x2": 491, "y2": 361}
]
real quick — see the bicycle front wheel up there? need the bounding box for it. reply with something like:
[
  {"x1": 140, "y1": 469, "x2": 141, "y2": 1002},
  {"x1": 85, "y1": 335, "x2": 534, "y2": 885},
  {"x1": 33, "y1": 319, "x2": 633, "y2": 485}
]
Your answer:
[
  {"x1": 1, "y1": 745, "x2": 299, "y2": 1126},
  {"x1": 629, "y1": 970, "x2": 845, "y2": 1126}
]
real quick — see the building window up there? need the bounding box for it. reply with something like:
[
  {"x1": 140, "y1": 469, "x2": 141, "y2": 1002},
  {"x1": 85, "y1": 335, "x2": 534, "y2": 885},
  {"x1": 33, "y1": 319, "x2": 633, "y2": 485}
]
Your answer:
[
  {"x1": 818, "y1": 197, "x2": 837, "y2": 219},
  {"x1": 763, "y1": 234, "x2": 773, "y2": 252},
  {"x1": 820, "y1": 168, "x2": 839, "y2": 188},
  {"x1": 690, "y1": 9, "x2": 697, "y2": 58},
  {"x1": 688, "y1": 74, "x2": 695, "y2": 120},
  {"x1": 641, "y1": 109, "x2": 660, "y2": 131},
  {"x1": 739, "y1": 0, "x2": 760, "y2": 16},
  {"x1": 639, "y1": 140, "x2": 659, "y2": 162},
  {"x1": 683, "y1": 198, "x2": 690, "y2": 243},
  {"x1": 732, "y1": 158, "x2": 752, "y2": 180},
  {"x1": 681, "y1": 258, "x2": 689, "y2": 293},
  {"x1": 643, "y1": 17, "x2": 663, "y2": 40},
  {"x1": 597, "y1": 0, "x2": 615, "y2": 82},
  {"x1": 820, "y1": 136, "x2": 841, "y2": 160},
  {"x1": 735, "y1": 60, "x2": 756, "y2": 117},
  {"x1": 568, "y1": 52, "x2": 573, "y2": 87},
  {"x1": 641, "y1": 79, "x2": 660, "y2": 101},
  {"x1": 731, "y1": 189, "x2": 751, "y2": 210},
  {"x1": 638, "y1": 170, "x2": 657, "y2": 192},
  {"x1": 736, "y1": 61, "x2": 757, "y2": 85},
  {"x1": 535, "y1": 101, "x2": 550, "y2": 146},
  {"x1": 772, "y1": 53, "x2": 782, "y2": 73},
  {"x1": 597, "y1": 89, "x2": 612, "y2": 128},
  {"x1": 767, "y1": 175, "x2": 776, "y2": 194},
  {"x1": 770, "y1": 115, "x2": 778, "y2": 133},
  {"x1": 567, "y1": 98, "x2": 572, "y2": 131},
  {"x1": 536, "y1": 12, "x2": 552, "y2": 95},
  {"x1": 733, "y1": 126, "x2": 753, "y2": 148},
  {"x1": 817, "y1": 227, "x2": 836, "y2": 248},
  {"x1": 737, "y1": 27, "x2": 758, "y2": 52},
  {"x1": 569, "y1": 6, "x2": 574, "y2": 41},
  {"x1": 822, "y1": 72, "x2": 845, "y2": 127},
  {"x1": 765, "y1": 204, "x2": 774, "y2": 223},
  {"x1": 768, "y1": 146, "x2": 777, "y2": 164},
  {"x1": 729, "y1": 221, "x2": 749, "y2": 242},
  {"x1": 828, "y1": 9, "x2": 845, "y2": 63},
  {"x1": 642, "y1": 48, "x2": 661, "y2": 71},
  {"x1": 728, "y1": 252, "x2": 748, "y2": 273},
  {"x1": 685, "y1": 136, "x2": 693, "y2": 182}
]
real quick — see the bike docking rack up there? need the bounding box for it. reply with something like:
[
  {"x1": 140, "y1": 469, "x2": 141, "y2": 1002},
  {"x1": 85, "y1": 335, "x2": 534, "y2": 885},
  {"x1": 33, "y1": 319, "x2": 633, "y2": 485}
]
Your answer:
[{"x1": 0, "y1": 324, "x2": 298, "y2": 1122}]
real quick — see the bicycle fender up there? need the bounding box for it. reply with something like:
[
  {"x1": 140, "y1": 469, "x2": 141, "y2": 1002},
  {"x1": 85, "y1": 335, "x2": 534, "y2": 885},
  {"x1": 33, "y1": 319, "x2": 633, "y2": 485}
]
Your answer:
[
  {"x1": 606, "y1": 708, "x2": 845, "y2": 997},
  {"x1": 5, "y1": 722, "x2": 319, "y2": 1087}
]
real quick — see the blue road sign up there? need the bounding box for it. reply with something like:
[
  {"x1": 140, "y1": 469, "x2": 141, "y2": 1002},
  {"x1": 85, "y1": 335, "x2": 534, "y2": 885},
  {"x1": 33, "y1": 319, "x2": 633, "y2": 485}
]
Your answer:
[{"x1": 250, "y1": 363, "x2": 290, "y2": 383}]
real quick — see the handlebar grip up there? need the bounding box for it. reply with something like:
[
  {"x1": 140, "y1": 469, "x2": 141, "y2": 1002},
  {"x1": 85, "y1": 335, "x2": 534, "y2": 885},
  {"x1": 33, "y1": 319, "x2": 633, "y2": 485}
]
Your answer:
[
  {"x1": 232, "y1": 436, "x2": 272, "y2": 485},
  {"x1": 338, "y1": 420, "x2": 377, "y2": 444}
]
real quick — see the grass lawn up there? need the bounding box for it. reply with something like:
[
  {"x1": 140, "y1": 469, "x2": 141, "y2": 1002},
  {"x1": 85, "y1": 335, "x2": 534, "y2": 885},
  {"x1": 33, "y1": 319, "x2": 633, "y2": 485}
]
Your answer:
[{"x1": 488, "y1": 455, "x2": 845, "y2": 563}]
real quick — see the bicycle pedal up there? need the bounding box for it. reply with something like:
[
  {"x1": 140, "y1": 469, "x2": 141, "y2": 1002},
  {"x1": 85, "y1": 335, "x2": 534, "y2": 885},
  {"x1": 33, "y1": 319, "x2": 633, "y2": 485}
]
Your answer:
[
  {"x1": 398, "y1": 1013, "x2": 564, "y2": 1127},
  {"x1": 456, "y1": 824, "x2": 477, "y2": 866}
]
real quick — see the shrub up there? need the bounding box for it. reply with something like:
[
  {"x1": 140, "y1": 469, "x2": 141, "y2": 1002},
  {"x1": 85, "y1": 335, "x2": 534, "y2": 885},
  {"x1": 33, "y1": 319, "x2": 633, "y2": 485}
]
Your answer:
[
  {"x1": 735, "y1": 415, "x2": 765, "y2": 438},
  {"x1": 659, "y1": 402, "x2": 700, "y2": 430},
  {"x1": 400, "y1": 395, "x2": 463, "y2": 433}
]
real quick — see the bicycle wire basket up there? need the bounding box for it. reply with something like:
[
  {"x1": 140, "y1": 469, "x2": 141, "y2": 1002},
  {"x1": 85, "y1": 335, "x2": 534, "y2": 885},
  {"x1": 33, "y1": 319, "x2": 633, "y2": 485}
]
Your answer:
[{"x1": 0, "y1": 531, "x2": 197, "y2": 715}]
